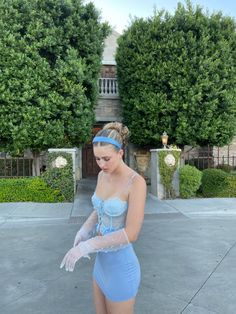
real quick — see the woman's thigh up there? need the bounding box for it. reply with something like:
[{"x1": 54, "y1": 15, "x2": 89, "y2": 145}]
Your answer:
[
  {"x1": 105, "y1": 297, "x2": 135, "y2": 314},
  {"x1": 93, "y1": 279, "x2": 108, "y2": 314}
]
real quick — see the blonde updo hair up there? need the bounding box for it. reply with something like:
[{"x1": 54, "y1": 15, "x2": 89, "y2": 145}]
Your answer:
[{"x1": 94, "y1": 122, "x2": 130, "y2": 150}]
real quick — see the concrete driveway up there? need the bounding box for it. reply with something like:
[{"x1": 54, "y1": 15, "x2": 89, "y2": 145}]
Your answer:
[{"x1": 1, "y1": 196, "x2": 236, "y2": 313}]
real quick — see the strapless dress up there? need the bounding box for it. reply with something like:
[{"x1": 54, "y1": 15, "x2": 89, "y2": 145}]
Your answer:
[{"x1": 92, "y1": 193, "x2": 141, "y2": 302}]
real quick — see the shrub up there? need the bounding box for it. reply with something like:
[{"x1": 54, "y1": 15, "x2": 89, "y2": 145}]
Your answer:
[
  {"x1": 179, "y1": 165, "x2": 202, "y2": 198},
  {"x1": 225, "y1": 175, "x2": 236, "y2": 197},
  {"x1": 159, "y1": 150, "x2": 181, "y2": 198},
  {"x1": 0, "y1": 177, "x2": 64, "y2": 202},
  {"x1": 42, "y1": 152, "x2": 74, "y2": 202},
  {"x1": 201, "y1": 168, "x2": 229, "y2": 197},
  {"x1": 185, "y1": 158, "x2": 214, "y2": 171},
  {"x1": 216, "y1": 164, "x2": 235, "y2": 173}
]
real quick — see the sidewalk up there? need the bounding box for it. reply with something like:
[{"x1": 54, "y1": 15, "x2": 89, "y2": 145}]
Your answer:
[
  {"x1": 0, "y1": 177, "x2": 236, "y2": 224},
  {"x1": 70, "y1": 178, "x2": 236, "y2": 220},
  {"x1": 1, "y1": 195, "x2": 236, "y2": 225},
  {"x1": 0, "y1": 202, "x2": 73, "y2": 225},
  {"x1": 1, "y1": 181, "x2": 236, "y2": 313}
]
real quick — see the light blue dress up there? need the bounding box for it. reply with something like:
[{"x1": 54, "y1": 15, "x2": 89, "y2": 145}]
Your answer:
[{"x1": 92, "y1": 174, "x2": 141, "y2": 302}]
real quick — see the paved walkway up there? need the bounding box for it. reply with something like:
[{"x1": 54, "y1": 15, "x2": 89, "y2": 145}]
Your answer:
[{"x1": 1, "y1": 179, "x2": 236, "y2": 313}]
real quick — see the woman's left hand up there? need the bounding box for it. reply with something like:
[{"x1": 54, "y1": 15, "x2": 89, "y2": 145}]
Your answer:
[{"x1": 60, "y1": 245, "x2": 90, "y2": 272}]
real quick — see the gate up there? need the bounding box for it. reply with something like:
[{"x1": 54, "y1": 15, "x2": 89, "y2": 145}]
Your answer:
[{"x1": 0, "y1": 157, "x2": 33, "y2": 177}]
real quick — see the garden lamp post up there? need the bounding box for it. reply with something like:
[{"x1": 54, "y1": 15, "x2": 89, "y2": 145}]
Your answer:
[{"x1": 161, "y1": 131, "x2": 168, "y2": 149}]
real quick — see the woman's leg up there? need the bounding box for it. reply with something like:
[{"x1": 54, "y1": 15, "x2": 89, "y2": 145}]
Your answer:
[
  {"x1": 105, "y1": 297, "x2": 135, "y2": 314},
  {"x1": 93, "y1": 279, "x2": 108, "y2": 314}
]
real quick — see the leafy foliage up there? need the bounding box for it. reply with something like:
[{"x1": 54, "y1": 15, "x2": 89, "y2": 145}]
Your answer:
[
  {"x1": 179, "y1": 165, "x2": 202, "y2": 198},
  {"x1": 42, "y1": 152, "x2": 74, "y2": 202},
  {"x1": 116, "y1": 1, "x2": 236, "y2": 147},
  {"x1": 201, "y1": 169, "x2": 228, "y2": 197},
  {"x1": 215, "y1": 164, "x2": 235, "y2": 173},
  {"x1": 0, "y1": 177, "x2": 64, "y2": 202},
  {"x1": 227, "y1": 175, "x2": 236, "y2": 197},
  {"x1": 159, "y1": 150, "x2": 181, "y2": 198},
  {"x1": 0, "y1": 0, "x2": 110, "y2": 155}
]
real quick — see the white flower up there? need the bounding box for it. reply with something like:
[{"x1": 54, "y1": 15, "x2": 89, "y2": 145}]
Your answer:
[
  {"x1": 54, "y1": 156, "x2": 68, "y2": 168},
  {"x1": 164, "y1": 154, "x2": 176, "y2": 167}
]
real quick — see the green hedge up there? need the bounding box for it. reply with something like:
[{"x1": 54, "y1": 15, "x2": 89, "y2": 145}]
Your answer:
[
  {"x1": 201, "y1": 168, "x2": 236, "y2": 197},
  {"x1": 0, "y1": 177, "x2": 64, "y2": 202},
  {"x1": 159, "y1": 150, "x2": 181, "y2": 198},
  {"x1": 227, "y1": 175, "x2": 236, "y2": 196},
  {"x1": 179, "y1": 165, "x2": 202, "y2": 198},
  {"x1": 215, "y1": 164, "x2": 235, "y2": 173},
  {"x1": 42, "y1": 152, "x2": 74, "y2": 202}
]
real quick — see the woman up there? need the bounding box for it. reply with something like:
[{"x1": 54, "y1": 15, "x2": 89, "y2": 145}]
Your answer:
[{"x1": 60, "y1": 122, "x2": 146, "y2": 314}]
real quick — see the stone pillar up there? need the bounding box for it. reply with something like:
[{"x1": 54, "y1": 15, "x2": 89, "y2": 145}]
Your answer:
[
  {"x1": 150, "y1": 148, "x2": 181, "y2": 199},
  {"x1": 48, "y1": 148, "x2": 80, "y2": 193}
]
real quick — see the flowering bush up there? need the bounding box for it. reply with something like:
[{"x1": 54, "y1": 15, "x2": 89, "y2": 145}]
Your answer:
[
  {"x1": 42, "y1": 152, "x2": 74, "y2": 202},
  {"x1": 53, "y1": 156, "x2": 68, "y2": 168},
  {"x1": 159, "y1": 150, "x2": 181, "y2": 198},
  {"x1": 164, "y1": 154, "x2": 176, "y2": 167}
]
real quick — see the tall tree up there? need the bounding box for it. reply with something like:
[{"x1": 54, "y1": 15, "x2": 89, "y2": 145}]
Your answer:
[
  {"x1": 0, "y1": 0, "x2": 110, "y2": 173},
  {"x1": 116, "y1": 1, "x2": 236, "y2": 147}
]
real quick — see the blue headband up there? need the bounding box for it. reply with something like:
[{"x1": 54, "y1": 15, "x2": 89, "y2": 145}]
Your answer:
[{"x1": 92, "y1": 136, "x2": 122, "y2": 149}]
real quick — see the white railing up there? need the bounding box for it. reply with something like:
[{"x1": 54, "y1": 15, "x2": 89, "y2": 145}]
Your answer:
[{"x1": 98, "y1": 78, "x2": 119, "y2": 97}]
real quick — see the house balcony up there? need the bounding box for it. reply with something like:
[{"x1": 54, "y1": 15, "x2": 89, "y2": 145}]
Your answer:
[
  {"x1": 98, "y1": 77, "x2": 119, "y2": 99},
  {"x1": 96, "y1": 77, "x2": 121, "y2": 122}
]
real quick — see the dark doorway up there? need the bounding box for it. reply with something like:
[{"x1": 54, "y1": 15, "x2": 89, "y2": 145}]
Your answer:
[
  {"x1": 82, "y1": 143, "x2": 100, "y2": 177},
  {"x1": 82, "y1": 126, "x2": 102, "y2": 177}
]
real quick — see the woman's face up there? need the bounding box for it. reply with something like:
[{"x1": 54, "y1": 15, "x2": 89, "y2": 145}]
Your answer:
[{"x1": 93, "y1": 145, "x2": 123, "y2": 173}]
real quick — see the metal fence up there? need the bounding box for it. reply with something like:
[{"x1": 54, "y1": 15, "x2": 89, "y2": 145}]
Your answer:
[
  {"x1": 0, "y1": 157, "x2": 33, "y2": 178},
  {"x1": 183, "y1": 146, "x2": 236, "y2": 170}
]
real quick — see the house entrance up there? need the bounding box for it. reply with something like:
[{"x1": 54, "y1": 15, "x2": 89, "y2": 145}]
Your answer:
[
  {"x1": 82, "y1": 126, "x2": 102, "y2": 178},
  {"x1": 82, "y1": 143, "x2": 100, "y2": 177}
]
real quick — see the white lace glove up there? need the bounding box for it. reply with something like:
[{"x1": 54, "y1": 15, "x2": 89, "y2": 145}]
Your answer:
[
  {"x1": 60, "y1": 228, "x2": 130, "y2": 272},
  {"x1": 73, "y1": 210, "x2": 98, "y2": 247}
]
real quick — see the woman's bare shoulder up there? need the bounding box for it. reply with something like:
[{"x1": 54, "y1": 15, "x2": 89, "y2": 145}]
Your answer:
[{"x1": 129, "y1": 171, "x2": 146, "y2": 192}]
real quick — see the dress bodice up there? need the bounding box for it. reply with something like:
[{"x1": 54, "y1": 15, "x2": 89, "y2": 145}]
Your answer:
[
  {"x1": 91, "y1": 193, "x2": 128, "y2": 235},
  {"x1": 91, "y1": 171, "x2": 137, "y2": 236}
]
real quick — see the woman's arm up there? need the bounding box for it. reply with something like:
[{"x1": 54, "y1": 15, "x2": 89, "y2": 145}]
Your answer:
[
  {"x1": 60, "y1": 174, "x2": 146, "y2": 272},
  {"x1": 124, "y1": 174, "x2": 147, "y2": 242},
  {"x1": 73, "y1": 210, "x2": 98, "y2": 246},
  {"x1": 73, "y1": 171, "x2": 103, "y2": 246}
]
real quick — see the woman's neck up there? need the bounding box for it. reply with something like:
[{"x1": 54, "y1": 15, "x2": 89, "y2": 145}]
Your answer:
[{"x1": 106, "y1": 161, "x2": 130, "y2": 179}]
